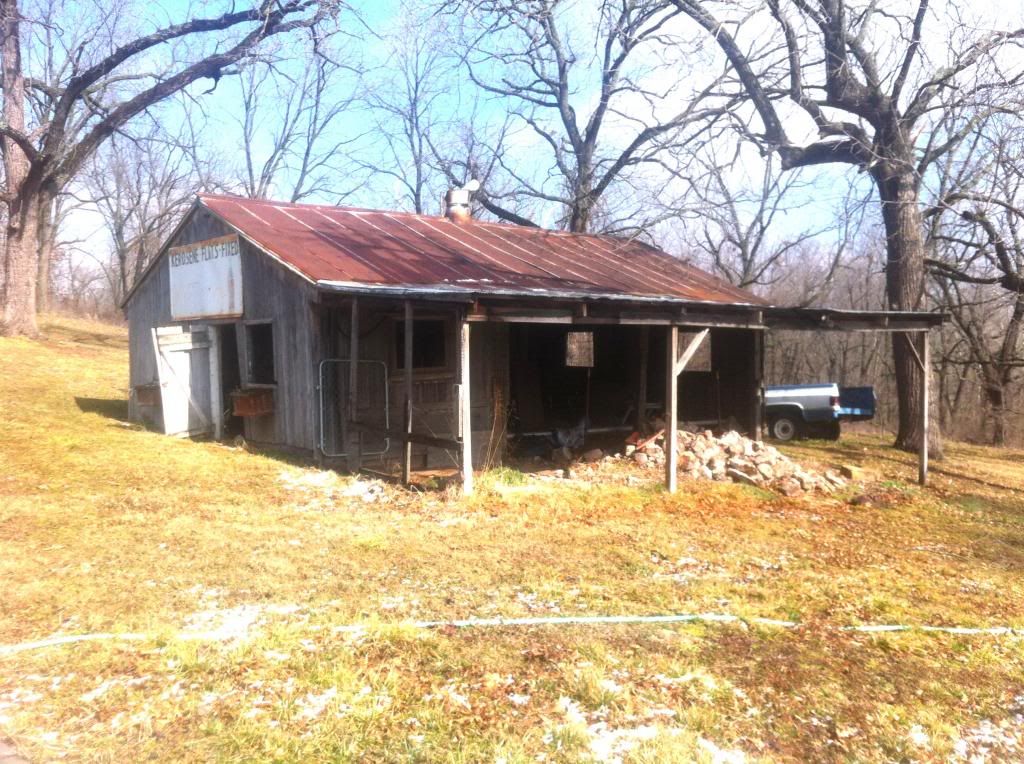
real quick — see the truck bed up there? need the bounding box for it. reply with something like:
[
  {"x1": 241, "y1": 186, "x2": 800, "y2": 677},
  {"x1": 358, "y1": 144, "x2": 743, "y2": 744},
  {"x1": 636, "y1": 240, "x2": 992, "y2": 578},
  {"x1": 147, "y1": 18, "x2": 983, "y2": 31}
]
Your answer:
[{"x1": 838, "y1": 386, "x2": 876, "y2": 421}]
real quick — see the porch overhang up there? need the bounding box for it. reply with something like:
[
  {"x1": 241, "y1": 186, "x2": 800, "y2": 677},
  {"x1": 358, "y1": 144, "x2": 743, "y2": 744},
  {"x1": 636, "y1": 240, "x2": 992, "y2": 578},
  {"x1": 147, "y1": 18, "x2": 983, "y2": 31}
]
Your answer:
[
  {"x1": 761, "y1": 306, "x2": 947, "y2": 332},
  {"x1": 315, "y1": 280, "x2": 947, "y2": 332},
  {"x1": 316, "y1": 283, "x2": 947, "y2": 494}
]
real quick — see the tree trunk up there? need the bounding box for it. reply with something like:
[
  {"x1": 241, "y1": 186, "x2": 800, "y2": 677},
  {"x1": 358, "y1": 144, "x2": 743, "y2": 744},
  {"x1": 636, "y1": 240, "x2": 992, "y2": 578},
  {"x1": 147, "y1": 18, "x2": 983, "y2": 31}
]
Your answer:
[
  {"x1": 982, "y1": 375, "x2": 1006, "y2": 446},
  {"x1": 2, "y1": 196, "x2": 40, "y2": 336},
  {"x1": 1, "y1": 0, "x2": 38, "y2": 336},
  {"x1": 34, "y1": 190, "x2": 55, "y2": 314},
  {"x1": 568, "y1": 172, "x2": 595, "y2": 233},
  {"x1": 873, "y1": 166, "x2": 943, "y2": 457},
  {"x1": 568, "y1": 195, "x2": 593, "y2": 233}
]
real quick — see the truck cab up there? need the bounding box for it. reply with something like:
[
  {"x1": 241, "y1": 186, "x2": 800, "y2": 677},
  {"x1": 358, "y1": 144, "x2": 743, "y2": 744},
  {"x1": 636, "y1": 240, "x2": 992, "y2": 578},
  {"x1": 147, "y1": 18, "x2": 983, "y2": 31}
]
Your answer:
[{"x1": 764, "y1": 383, "x2": 841, "y2": 441}]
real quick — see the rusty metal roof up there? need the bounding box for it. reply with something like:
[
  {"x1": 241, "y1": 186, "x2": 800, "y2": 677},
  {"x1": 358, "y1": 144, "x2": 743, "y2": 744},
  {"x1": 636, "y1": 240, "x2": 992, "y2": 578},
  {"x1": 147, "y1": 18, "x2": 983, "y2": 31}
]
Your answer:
[{"x1": 197, "y1": 194, "x2": 767, "y2": 306}]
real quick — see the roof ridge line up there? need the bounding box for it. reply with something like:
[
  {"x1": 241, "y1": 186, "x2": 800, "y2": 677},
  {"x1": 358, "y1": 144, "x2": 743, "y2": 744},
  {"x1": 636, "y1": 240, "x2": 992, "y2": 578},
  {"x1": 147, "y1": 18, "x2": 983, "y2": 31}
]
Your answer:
[{"x1": 196, "y1": 193, "x2": 670, "y2": 244}]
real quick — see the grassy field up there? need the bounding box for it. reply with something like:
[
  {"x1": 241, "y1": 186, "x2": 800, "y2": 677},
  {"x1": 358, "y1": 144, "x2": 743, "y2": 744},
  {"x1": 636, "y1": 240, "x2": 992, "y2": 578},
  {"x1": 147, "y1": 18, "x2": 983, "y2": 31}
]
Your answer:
[{"x1": 1, "y1": 315, "x2": 1023, "y2": 762}]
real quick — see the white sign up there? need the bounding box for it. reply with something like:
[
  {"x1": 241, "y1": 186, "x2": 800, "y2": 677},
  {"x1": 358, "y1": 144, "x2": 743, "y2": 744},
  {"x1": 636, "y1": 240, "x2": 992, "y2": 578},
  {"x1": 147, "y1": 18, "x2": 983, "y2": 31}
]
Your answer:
[{"x1": 168, "y1": 235, "x2": 243, "y2": 320}]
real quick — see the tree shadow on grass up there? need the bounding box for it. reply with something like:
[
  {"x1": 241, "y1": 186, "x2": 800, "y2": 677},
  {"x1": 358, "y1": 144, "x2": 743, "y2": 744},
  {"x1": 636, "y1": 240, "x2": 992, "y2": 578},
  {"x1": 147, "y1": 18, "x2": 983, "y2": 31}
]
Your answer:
[
  {"x1": 803, "y1": 443, "x2": 1024, "y2": 495},
  {"x1": 75, "y1": 397, "x2": 129, "y2": 422}
]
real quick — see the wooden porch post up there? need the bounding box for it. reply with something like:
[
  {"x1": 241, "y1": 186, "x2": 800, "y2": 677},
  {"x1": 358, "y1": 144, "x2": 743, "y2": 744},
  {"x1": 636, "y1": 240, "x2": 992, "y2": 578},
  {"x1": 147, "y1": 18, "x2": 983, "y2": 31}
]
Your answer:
[
  {"x1": 752, "y1": 330, "x2": 764, "y2": 441},
  {"x1": 664, "y1": 328, "x2": 710, "y2": 493},
  {"x1": 902, "y1": 331, "x2": 930, "y2": 487},
  {"x1": 346, "y1": 297, "x2": 361, "y2": 474},
  {"x1": 207, "y1": 325, "x2": 223, "y2": 441},
  {"x1": 402, "y1": 301, "x2": 414, "y2": 485},
  {"x1": 459, "y1": 314, "x2": 474, "y2": 494},
  {"x1": 665, "y1": 326, "x2": 679, "y2": 493},
  {"x1": 919, "y1": 331, "x2": 929, "y2": 487}
]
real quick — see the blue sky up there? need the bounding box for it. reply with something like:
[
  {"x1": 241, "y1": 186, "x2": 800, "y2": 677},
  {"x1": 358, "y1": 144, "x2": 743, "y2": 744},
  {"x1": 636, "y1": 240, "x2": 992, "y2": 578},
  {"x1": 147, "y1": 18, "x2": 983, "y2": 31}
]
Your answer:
[{"x1": 54, "y1": 0, "x2": 1022, "y2": 284}]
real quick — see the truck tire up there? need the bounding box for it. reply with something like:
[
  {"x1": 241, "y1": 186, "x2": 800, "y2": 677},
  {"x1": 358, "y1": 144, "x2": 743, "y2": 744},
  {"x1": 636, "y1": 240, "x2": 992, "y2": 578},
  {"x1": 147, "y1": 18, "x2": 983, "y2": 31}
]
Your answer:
[
  {"x1": 822, "y1": 421, "x2": 841, "y2": 441},
  {"x1": 769, "y1": 415, "x2": 800, "y2": 442}
]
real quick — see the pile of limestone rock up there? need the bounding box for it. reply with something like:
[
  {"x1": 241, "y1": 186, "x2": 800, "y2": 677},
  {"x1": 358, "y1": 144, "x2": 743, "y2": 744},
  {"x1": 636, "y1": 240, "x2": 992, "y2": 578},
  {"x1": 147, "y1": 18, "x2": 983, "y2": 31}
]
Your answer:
[{"x1": 622, "y1": 429, "x2": 849, "y2": 495}]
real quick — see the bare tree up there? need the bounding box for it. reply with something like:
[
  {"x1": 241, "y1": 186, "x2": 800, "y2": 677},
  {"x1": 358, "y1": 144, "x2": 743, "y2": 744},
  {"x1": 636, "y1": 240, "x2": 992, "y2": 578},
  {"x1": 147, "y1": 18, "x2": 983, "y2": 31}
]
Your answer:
[
  {"x1": 81, "y1": 125, "x2": 212, "y2": 304},
  {"x1": 452, "y1": 0, "x2": 731, "y2": 233},
  {"x1": 1, "y1": 0, "x2": 341, "y2": 336},
  {"x1": 51, "y1": 247, "x2": 111, "y2": 318},
  {"x1": 926, "y1": 124, "x2": 1024, "y2": 444},
  {"x1": 358, "y1": 1, "x2": 454, "y2": 214},
  {"x1": 236, "y1": 32, "x2": 362, "y2": 203},
  {"x1": 677, "y1": 152, "x2": 836, "y2": 289},
  {"x1": 18, "y1": 0, "x2": 98, "y2": 313},
  {"x1": 765, "y1": 239, "x2": 899, "y2": 428},
  {"x1": 360, "y1": 3, "x2": 540, "y2": 224},
  {"x1": 668, "y1": 0, "x2": 1024, "y2": 453}
]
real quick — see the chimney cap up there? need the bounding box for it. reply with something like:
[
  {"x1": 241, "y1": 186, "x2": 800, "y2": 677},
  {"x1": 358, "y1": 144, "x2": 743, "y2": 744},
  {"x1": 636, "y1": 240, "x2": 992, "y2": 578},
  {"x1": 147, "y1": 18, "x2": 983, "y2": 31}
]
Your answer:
[{"x1": 445, "y1": 180, "x2": 479, "y2": 224}]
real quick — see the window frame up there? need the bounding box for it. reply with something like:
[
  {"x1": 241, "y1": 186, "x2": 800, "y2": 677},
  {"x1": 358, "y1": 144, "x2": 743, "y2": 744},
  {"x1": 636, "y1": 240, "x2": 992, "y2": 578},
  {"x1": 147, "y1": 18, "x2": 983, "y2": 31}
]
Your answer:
[
  {"x1": 244, "y1": 320, "x2": 277, "y2": 387},
  {"x1": 391, "y1": 316, "x2": 452, "y2": 376}
]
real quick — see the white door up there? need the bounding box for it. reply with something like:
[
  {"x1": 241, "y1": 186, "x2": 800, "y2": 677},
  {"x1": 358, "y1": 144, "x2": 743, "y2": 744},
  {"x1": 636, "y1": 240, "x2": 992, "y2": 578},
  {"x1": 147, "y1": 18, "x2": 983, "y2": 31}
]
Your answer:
[{"x1": 152, "y1": 326, "x2": 222, "y2": 438}]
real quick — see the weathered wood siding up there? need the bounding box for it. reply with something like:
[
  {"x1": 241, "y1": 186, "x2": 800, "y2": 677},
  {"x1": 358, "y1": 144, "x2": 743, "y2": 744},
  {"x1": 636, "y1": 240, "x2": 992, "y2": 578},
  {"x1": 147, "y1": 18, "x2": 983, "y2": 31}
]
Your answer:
[
  {"x1": 124, "y1": 206, "x2": 319, "y2": 452},
  {"x1": 126, "y1": 249, "x2": 173, "y2": 429},
  {"x1": 319, "y1": 302, "x2": 509, "y2": 469},
  {"x1": 235, "y1": 238, "x2": 318, "y2": 450},
  {"x1": 125, "y1": 209, "x2": 229, "y2": 428}
]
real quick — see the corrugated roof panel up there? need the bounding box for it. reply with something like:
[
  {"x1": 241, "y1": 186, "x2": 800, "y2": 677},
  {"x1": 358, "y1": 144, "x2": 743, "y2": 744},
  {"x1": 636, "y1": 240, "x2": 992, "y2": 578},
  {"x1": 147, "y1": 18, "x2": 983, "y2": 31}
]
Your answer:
[{"x1": 198, "y1": 194, "x2": 768, "y2": 306}]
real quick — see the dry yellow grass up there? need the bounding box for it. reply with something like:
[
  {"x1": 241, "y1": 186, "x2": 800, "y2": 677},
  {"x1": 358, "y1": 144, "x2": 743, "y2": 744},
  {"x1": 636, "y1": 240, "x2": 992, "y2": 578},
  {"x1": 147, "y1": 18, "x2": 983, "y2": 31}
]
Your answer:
[{"x1": 1, "y1": 315, "x2": 1022, "y2": 762}]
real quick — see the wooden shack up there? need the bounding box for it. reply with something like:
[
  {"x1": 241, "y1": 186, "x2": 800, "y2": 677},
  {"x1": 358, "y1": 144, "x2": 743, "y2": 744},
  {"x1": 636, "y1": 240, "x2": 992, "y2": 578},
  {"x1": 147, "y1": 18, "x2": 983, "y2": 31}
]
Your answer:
[{"x1": 122, "y1": 193, "x2": 944, "y2": 492}]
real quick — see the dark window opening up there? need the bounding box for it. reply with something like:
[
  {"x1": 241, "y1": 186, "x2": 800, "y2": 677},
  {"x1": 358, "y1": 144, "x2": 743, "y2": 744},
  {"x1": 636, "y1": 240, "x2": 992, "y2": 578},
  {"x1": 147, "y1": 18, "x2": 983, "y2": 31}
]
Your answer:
[
  {"x1": 395, "y1": 319, "x2": 447, "y2": 370},
  {"x1": 219, "y1": 325, "x2": 244, "y2": 436},
  {"x1": 247, "y1": 323, "x2": 276, "y2": 384}
]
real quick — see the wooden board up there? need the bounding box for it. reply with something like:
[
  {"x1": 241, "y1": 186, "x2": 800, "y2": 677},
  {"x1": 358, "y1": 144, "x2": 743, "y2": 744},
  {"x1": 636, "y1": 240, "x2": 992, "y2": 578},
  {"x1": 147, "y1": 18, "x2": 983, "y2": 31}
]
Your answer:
[{"x1": 152, "y1": 326, "x2": 213, "y2": 438}]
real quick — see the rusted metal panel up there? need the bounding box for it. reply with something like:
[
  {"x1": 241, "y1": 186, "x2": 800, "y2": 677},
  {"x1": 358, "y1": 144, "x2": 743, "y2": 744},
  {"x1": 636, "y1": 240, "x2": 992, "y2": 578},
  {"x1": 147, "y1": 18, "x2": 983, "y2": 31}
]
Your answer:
[
  {"x1": 134, "y1": 383, "x2": 161, "y2": 407},
  {"x1": 231, "y1": 388, "x2": 275, "y2": 417},
  {"x1": 198, "y1": 194, "x2": 768, "y2": 307}
]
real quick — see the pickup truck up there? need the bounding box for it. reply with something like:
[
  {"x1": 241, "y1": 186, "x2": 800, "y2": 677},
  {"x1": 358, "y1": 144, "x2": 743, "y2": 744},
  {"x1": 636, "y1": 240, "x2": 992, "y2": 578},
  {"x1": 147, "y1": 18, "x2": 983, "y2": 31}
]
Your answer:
[
  {"x1": 764, "y1": 384, "x2": 876, "y2": 441},
  {"x1": 837, "y1": 386, "x2": 877, "y2": 422}
]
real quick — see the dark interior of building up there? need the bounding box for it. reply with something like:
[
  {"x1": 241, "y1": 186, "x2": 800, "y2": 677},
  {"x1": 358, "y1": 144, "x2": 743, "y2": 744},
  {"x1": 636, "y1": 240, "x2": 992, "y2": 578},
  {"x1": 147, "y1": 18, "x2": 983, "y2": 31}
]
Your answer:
[{"x1": 506, "y1": 324, "x2": 759, "y2": 451}]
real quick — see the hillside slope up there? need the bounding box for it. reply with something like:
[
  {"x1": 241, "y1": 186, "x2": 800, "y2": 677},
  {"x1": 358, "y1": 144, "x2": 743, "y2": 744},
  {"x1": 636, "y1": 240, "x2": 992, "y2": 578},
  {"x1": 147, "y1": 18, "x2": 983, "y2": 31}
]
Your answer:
[{"x1": 1, "y1": 316, "x2": 1022, "y2": 762}]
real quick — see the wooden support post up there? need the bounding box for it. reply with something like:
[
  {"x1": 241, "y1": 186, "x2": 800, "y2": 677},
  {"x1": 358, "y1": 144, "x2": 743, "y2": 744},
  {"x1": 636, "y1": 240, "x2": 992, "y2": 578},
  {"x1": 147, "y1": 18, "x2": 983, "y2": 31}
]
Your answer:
[
  {"x1": 207, "y1": 325, "x2": 223, "y2": 441},
  {"x1": 919, "y1": 332, "x2": 929, "y2": 487},
  {"x1": 636, "y1": 326, "x2": 649, "y2": 431},
  {"x1": 402, "y1": 301, "x2": 414, "y2": 485},
  {"x1": 752, "y1": 331, "x2": 764, "y2": 441},
  {"x1": 346, "y1": 297, "x2": 361, "y2": 474},
  {"x1": 662, "y1": 328, "x2": 708, "y2": 492},
  {"x1": 310, "y1": 301, "x2": 325, "y2": 466},
  {"x1": 665, "y1": 326, "x2": 679, "y2": 493},
  {"x1": 459, "y1": 315, "x2": 474, "y2": 495},
  {"x1": 901, "y1": 331, "x2": 930, "y2": 486}
]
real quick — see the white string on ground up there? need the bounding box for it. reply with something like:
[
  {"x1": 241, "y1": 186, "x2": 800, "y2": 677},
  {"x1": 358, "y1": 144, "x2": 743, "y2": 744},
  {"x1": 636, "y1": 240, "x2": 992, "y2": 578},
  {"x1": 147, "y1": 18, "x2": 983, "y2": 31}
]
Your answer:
[
  {"x1": 0, "y1": 627, "x2": 282, "y2": 657},
  {"x1": 1, "y1": 612, "x2": 1020, "y2": 657},
  {"x1": 329, "y1": 613, "x2": 801, "y2": 632}
]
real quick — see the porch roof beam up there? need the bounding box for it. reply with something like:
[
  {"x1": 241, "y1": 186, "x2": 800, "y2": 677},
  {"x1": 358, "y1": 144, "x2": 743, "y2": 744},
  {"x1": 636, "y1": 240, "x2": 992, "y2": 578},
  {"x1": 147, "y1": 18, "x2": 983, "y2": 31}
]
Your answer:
[
  {"x1": 465, "y1": 308, "x2": 767, "y2": 329},
  {"x1": 763, "y1": 319, "x2": 936, "y2": 332}
]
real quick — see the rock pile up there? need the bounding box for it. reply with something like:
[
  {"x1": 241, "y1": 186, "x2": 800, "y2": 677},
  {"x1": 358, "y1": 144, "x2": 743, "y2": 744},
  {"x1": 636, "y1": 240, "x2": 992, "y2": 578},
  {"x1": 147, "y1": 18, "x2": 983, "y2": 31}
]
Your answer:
[{"x1": 624, "y1": 429, "x2": 848, "y2": 495}]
